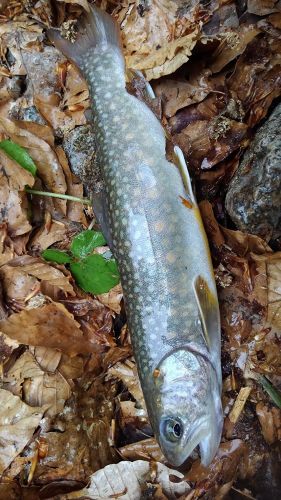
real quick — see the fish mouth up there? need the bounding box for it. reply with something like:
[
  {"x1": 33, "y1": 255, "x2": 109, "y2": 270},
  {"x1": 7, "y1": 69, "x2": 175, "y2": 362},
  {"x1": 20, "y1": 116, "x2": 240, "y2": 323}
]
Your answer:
[{"x1": 159, "y1": 417, "x2": 209, "y2": 467}]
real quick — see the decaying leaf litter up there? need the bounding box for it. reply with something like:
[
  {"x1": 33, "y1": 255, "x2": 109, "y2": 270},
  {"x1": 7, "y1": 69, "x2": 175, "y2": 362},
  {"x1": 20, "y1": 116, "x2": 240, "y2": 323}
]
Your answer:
[{"x1": 0, "y1": 0, "x2": 280, "y2": 498}]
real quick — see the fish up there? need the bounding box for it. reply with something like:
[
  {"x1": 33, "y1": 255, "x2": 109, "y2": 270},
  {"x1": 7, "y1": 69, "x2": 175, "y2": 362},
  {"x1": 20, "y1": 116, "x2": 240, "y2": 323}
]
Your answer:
[{"x1": 48, "y1": 5, "x2": 223, "y2": 466}]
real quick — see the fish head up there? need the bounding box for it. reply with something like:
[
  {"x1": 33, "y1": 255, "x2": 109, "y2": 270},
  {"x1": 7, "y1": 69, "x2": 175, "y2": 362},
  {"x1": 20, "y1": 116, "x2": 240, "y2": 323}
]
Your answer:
[{"x1": 153, "y1": 347, "x2": 223, "y2": 467}]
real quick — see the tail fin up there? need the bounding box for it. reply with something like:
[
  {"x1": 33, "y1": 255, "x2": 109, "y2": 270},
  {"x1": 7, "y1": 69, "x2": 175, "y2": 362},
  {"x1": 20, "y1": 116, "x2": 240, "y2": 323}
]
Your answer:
[{"x1": 47, "y1": 5, "x2": 124, "y2": 70}]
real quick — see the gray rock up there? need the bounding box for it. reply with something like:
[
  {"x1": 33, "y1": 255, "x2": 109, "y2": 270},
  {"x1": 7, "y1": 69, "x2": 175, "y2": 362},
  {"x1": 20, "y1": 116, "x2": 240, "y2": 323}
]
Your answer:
[
  {"x1": 225, "y1": 103, "x2": 281, "y2": 242},
  {"x1": 62, "y1": 125, "x2": 103, "y2": 196}
]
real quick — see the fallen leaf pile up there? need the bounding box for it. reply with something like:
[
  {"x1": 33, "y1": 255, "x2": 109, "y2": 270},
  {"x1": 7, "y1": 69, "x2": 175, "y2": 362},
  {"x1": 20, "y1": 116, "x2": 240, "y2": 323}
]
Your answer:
[{"x1": 0, "y1": 1, "x2": 280, "y2": 499}]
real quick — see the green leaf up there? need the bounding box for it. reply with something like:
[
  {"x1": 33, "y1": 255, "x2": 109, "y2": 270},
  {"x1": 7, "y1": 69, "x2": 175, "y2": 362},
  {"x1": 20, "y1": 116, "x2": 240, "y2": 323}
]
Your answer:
[
  {"x1": 70, "y1": 254, "x2": 120, "y2": 294},
  {"x1": 70, "y1": 229, "x2": 107, "y2": 259},
  {"x1": 42, "y1": 249, "x2": 72, "y2": 265},
  {"x1": 0, "y1": 139, "x2": 37, "y2": 176},
  {"x1": 260, "y1": 376, "x2": 281, "y2": 409}
]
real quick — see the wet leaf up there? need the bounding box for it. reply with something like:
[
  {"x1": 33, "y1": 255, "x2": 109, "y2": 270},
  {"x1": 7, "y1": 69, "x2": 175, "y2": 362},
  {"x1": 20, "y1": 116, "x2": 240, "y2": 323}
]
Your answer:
[
  {"x1": 42, "y1": 248, "x2": 72, "y2": 265},
  {"x1": 0, "y1": 139, "x2": 37, "y2": 176},
  {"x1": 70, "y1": 229, "x2": 107, "y2": 259},
  {"x1": 70, "y1": 254, "x2": 120, "y2": 295}
]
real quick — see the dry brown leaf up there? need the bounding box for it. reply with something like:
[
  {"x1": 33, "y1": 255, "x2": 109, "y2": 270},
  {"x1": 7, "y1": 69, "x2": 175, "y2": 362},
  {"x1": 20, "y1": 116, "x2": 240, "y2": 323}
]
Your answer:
[
  {"x1": 0, "y1": 223, "x2": 14, "y2": 265},
  {"x1": 0, "y1": 116, "x2": 67, "y2": 213},
  {"x1": 97, "y1": 283, "x2": 123, "y2": 314},
  {"x1": 0, "y1": 302, "x2": 97, "y2": 356},
  {"x1": 228, "y1": 36, "x2": 281, "y2": 127},
  {"x1": 62, "y1": 62, "x2": 89, "y2": 126},
  {"x1": 0, "y1": 21, "x2": 44, "y2": 77},
  {"x1": 248, "y1": 0, "x2": 281, "y2": 15},
  {"x1": 57, "y1": 0, "x2": 90, "y2": 12},
  {"x1": 56, "y1": 146, "x2": 87, "y2": 225},
  {"x1": 267, "y1": 253, "x2": 281, "y2": 329},
  {"x1": 210, "y1": 26, "x2": 260, "y2": 73},
  {"x1": 256, "y1": 402, "x2": 281, "y2": 444},
  {"x1": 29, "y1": 218, "x2": 68, "y2": 253},
  {"x1": 128, "y1": 32, "x2": 198, "y2": 81},
  {"x1": 119, "y1": 437, "x2": 166, "y2": 464},
  {"x1": 0, "y1": 264, "x2": 39, "y2": 309},
  {"x1": 119, "y1": 1, "x2": 199, "y2": 80},
  {"x1": 61, "y1": 460, "x2": 191, "y2": 499},
  {"x1": 0, "y1": 255, "x2": 75, "y2": 305},
  {"x1": 58, "y1": 353, "x2": 84, "y2": 380},
  {"x1": 200, "y1": 200, "x2": 281, "y2": 381},
  {"x1": 33, "y1": 346, "x2": 62, "y2": 373},
  {"x1": 4, "y1": 351, "x2": 71, "y2": 417},
  {"x1": 0, "y1": 149, "x2": 34, "y2": 237},
  {"x1": 61, "y1": 296, "x2": 115, "y2": 347},
  {"x1": 32, "y1": 424, "x2": 93, "y2": 484},
  {"x1": 0, "y1": 332, "x2": 19, "y2": 364},
  {"x1": 158, "y1": 79, "x2": 204, "y2": 117},
  {"x1": 108, "y1": 359, "x2": 146, "y2": 412},
  {"x1": 154, "y1": 72, "x2": 220, "y2": 118},
  {"x1": 0, "y1": 388, "x2": 45, "y2": 474},
  {"x1": 186, "y1": 440, "x2": 248, "y2": 498},
  {"x1": 174, "y1": 117, "x2": 248, "y2": 171}
]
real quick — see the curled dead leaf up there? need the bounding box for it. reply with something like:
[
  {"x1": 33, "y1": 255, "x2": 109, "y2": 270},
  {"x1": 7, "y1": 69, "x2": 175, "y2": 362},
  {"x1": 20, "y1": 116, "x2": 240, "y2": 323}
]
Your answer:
[{"x1": 61, "y1": 460, "x2": 191, "y2": 499}]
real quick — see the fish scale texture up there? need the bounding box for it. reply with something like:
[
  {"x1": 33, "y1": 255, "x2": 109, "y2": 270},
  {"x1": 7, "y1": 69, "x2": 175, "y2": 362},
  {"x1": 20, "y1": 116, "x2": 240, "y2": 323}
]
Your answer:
[{"x1": 81, "y1": 49, "x2": 219, "y2": 393}]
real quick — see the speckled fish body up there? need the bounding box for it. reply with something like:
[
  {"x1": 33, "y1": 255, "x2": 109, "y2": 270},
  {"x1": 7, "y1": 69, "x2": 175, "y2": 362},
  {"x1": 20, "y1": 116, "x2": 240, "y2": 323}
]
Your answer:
[{"x1": 49, "y1": 6, "x2": 223, "y2": 466}]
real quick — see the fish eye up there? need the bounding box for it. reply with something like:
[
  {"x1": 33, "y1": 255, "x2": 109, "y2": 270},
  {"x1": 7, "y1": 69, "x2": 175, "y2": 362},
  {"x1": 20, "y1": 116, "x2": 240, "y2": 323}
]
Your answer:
[{"x1": 161, "y1": 417, "x2": 183, "y2": 442}]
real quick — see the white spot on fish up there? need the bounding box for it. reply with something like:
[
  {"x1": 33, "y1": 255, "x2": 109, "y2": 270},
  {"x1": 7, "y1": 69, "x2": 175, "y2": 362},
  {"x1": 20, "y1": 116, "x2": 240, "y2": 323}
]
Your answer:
[{"x1": 166, "y1": 251, "x2": 177, "y2": 264}]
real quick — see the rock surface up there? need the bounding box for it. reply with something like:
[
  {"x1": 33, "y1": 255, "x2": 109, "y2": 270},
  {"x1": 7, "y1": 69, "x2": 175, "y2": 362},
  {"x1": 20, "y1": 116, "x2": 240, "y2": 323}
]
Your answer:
[
  {"x1": 225, "y1": 103, "x2": 281, "y2": 242},
  {"x1": 63, "y1": 125, "x2": 102, "y2": 196}
]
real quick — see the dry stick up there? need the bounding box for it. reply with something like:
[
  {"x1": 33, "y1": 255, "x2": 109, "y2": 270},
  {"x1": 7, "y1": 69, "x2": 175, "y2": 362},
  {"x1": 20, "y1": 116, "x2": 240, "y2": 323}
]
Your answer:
[{"x1": 25, "y1": 188, "x2": 91, "y2": 205}]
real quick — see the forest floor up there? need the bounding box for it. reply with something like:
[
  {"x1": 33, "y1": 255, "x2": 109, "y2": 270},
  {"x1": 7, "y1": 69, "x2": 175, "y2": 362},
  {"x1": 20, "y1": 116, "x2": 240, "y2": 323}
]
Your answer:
[{"x1": 0, "y1": 1, "x2": 280, "y2": 499}]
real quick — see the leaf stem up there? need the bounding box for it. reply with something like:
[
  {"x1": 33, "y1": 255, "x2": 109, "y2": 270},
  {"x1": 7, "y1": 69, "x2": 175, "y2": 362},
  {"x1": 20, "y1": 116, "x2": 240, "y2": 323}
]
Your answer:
[{"x1": 25, "y1": 188, "x2": 91, "y2": 205}]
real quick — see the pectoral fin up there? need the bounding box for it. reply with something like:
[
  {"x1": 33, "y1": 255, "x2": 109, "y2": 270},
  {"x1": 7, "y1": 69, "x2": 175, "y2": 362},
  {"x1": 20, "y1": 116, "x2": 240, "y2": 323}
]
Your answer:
[
  {"x1": 192, "y1": 276, "x2": 219, "y2": 350},
  {"x1": 174, "y1": 146, "x2": 196, "y2": 204}
]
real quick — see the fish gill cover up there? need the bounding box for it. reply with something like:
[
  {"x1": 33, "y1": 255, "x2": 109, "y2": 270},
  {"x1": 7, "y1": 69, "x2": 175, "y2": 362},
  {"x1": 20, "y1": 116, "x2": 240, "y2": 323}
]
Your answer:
[{"x1": 0, "y1": 0, "x2": 280, "y2": 499}]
